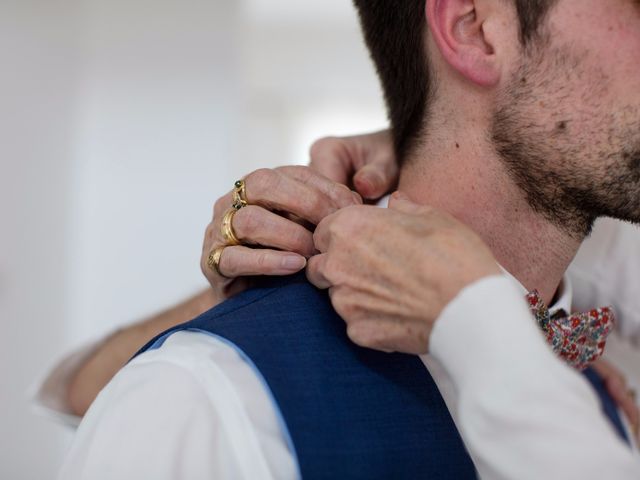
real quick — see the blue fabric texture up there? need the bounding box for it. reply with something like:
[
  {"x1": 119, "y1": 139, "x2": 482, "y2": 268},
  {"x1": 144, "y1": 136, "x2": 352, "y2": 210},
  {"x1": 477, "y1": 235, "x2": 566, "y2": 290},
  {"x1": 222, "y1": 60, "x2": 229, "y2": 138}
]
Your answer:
[
  {"x1": 135, "y1": 273, "x2": 477, "y2": 479},
  {"x1": 134, "y1": 273, "x2": 629, "y2": 478}
]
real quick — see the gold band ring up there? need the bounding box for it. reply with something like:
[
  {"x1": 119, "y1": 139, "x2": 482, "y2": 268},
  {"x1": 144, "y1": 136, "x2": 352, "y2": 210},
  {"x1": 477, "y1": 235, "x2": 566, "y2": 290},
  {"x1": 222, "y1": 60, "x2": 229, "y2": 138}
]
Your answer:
[
  {"x1": 221, "y1": 208, "x2": 241, "y2": 246},
  {"x1": 207, "y1": 246, "x2": 227, "y2": 277},
  {"x1": 232, "y1": 179, "x2": 248, "y2": 210}
]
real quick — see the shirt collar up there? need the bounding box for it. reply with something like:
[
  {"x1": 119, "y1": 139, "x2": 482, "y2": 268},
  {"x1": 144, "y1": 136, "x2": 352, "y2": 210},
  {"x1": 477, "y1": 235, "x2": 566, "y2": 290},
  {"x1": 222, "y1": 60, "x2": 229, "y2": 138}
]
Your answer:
[{"x1": 500, "y1": 267, "x2": 573, "y2": 315}]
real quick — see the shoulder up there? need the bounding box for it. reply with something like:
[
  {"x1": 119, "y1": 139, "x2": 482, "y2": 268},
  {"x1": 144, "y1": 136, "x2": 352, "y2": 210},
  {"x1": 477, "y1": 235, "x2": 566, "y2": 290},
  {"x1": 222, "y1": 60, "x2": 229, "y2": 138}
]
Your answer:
[{"x1": 60, "y1": 331, "x2": 298, "y2": 480}]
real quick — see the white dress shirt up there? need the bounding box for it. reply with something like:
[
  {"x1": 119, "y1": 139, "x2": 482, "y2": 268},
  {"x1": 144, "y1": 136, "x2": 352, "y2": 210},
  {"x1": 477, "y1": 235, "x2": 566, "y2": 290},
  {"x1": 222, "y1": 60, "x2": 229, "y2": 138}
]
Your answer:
[
  {"x1": 427, "y1": 275, "x2": 640, "y2": 479},
  {"x1": 53, "y1": 216, "x2": 640, "y2": 479},
  {"x1": 569, "y1": 217, "x2": 640, "y2": 345}
]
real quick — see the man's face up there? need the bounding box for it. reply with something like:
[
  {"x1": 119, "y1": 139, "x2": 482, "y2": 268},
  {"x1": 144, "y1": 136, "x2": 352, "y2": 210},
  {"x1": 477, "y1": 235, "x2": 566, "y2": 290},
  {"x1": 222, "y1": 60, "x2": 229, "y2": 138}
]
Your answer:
[{"x1": 491, "y1": 0, "x2": 640, "y2": 238}]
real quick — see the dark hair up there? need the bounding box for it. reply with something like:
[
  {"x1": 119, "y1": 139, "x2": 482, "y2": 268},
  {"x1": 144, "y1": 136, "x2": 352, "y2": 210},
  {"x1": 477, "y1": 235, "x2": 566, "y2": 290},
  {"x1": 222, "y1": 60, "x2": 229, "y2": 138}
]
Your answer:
[{"x1": 353, "y1": 0, "x2": 557, "y2": 163}]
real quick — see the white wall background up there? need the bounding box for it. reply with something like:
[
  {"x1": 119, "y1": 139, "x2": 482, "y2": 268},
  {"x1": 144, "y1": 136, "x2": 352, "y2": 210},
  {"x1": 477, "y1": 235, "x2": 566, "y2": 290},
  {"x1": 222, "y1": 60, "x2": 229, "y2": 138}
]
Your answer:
[{"x1": 0, "y1": 1, "x2": 385, "y2": 478}]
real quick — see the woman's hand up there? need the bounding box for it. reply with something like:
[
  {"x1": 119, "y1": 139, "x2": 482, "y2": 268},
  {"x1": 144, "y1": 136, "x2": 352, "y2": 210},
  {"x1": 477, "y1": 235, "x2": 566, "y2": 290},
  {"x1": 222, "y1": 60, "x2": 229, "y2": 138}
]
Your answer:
[
  {"x1": 201, "y1": 130, "x2": 399, "y2": 301},
  {"x1": 69, "y1": 130, "x2": 398, "y2": 417},
  {"x1": 201, "y1": 165, "x2": 362, "y2": 298},
  {"x1": 306, "y1": 192, "x2": 501, "y2": 354}
]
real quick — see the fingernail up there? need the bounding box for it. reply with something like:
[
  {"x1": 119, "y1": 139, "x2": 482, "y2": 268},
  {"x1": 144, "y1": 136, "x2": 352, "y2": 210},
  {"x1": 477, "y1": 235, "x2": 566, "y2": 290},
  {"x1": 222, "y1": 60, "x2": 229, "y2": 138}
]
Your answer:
[
  {"x1": 365, "y1": 172, "x2": 383, "y2": 190},
  {"x1": 281, "y1": 255, "x2": 306, "y2": 271},
  {"x1": 351, "y1": 191, "x2": 363, "y2": 204},
  {"x1": 354, "y1": 174, "x2": 379, "y2": 199}
]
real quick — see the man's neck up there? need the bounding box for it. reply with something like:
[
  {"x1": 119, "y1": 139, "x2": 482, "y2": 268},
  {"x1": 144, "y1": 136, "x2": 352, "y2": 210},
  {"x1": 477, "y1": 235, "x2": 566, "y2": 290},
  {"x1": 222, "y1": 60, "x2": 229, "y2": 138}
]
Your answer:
[{"x1": 398, "y1": 131, "x2": 582, "y2": 304}]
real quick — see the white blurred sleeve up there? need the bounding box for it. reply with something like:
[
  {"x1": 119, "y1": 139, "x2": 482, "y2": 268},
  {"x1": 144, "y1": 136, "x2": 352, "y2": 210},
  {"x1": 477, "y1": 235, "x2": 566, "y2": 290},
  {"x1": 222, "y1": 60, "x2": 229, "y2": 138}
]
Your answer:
[
  {"x1": 30, "y1": 339, "x2": 107, "y2": 428},
  {"x1": 58, "y1": 331, "x2": 298, "y2": 480},
  {"x1": 427, "y1": 275, "x2": 640, "y2": 480},
  {"x1": 569, "y1": 218, "x2": 640, "y2": 393}
]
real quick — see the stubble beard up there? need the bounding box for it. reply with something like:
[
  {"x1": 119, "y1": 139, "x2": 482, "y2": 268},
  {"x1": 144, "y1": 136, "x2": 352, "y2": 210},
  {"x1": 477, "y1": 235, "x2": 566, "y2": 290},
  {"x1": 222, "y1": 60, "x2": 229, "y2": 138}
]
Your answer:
[{"x1": 490, "y1": 44, "x2": 640, "y2": 240}]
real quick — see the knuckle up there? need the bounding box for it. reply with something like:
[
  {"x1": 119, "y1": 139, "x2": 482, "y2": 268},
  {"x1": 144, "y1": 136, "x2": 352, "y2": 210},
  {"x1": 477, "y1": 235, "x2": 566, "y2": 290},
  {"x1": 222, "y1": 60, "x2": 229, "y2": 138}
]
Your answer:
[
  {"x1": 213, "y1": 196, "x2": 228, "y2": 216},
  {"x1": 368, "y1": 331, "x2": 390, "y2": 351},
  {"x1": 340, "y1": 302, "x2": 359, "y2": 320},
  {"x1": 202, "y1": 222, "x2": 215, "y2": 244},
  {"x1": 324, "y1": 258, "x2": 341, "y2": 282},
  {"x1": 332, "y1": 288, "x2": 360, "y2": 319},
  {"x1": 306, "y1": 255, "x2": 322, "y2": 278},
  {"x1": 218, "y1": 249, "x2": 239, "y2": 278},
  {"x1": 346, "y1": 324, "x2": 366, "y2": 347},
  {"x1": 303, "y1": 192, "x2": 328, "y2": 218},
  {"x1": 343, "y1": 204, "x2": 362, "y2": 219},
  {"x1": 330, "y1": 207, "x2": 358, "y2": 234},
  {"x1": 315, "y1": 257, "x2": 332, "y2": 281},
  {"x1": 327, "y1": 218, "x2": 344, "y2": 240},
  {"x1": 334, "y1": 295, "x2": 353, "y2": 317},
  {"x1": 255, "y1": 250, "x2": 271, "y2": 270},
  {"x1": 249, "y1": 168, "x2": 277, "y2": 193},
  {"x1": 316, "y1": 258, "x2": 342, "y2": 288},
  {"x1": 275, "y1": 164, "x2": 307, "y2": 178},
  {"x1": 347, "y1": 324, "x2": 380, "y2": 350},
  {"x1": 290, "y1": 228, "x2": 314, "y2": 254},
  {"x1": 312, "y1": 226, "x2": 323, "y2": 247},
  {"x1": 234, "y1": 207, "x2": 259, "y2": 238},
  {"x1": 330, "y1": 182, "x2": 358, "y2": 207},
  {"x1": 309, "y1": 136, "x2": 339, "y2": 158}
]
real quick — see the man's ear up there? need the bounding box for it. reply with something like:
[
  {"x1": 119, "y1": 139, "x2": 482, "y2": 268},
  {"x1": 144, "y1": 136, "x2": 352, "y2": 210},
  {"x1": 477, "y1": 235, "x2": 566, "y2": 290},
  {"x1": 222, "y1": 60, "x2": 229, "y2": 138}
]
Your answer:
[{"x1": 426, "y1": 0, "x2": 501, "y2": 87}]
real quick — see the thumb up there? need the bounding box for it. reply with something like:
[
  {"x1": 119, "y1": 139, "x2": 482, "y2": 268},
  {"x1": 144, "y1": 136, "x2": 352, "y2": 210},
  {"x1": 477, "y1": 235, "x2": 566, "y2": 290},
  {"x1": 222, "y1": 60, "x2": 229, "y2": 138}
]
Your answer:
[
  {"x1": 387, "y1": 191, "x2": 422, "y2": 214},
  {"x1": 353, "y1": 162, "x2": 396, "y2": 200}
]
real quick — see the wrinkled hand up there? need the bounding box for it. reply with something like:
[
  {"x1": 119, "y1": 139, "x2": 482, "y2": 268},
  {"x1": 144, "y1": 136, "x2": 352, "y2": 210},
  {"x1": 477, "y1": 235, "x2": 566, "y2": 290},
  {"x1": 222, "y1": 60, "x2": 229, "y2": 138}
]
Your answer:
[
  {"x1": 201, "y1": 166, "x2": 361, "y2": 299},
  {"x1": 592, "y1": 358, "x2": 640, "y2": 441},
  {"x1": 201, "y1": 130, "x2": 398, "y2": 301},
  {"x1": 309, "y1": 130, "x2": 397, "y2": 200},
  {"x1": 306, "y1": 192, "x2": 501, "y2": 354}
]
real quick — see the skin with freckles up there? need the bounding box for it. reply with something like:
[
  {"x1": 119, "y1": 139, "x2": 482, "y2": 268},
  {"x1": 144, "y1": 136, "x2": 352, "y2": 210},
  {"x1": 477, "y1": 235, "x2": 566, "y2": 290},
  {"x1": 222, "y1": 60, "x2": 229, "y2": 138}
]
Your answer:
[
  {"x1": 395, "y1": 0, "x2": 640, "y2": 305},
  {"x1": 492, "y1": 1, "x2": 640, "y2": 238}
]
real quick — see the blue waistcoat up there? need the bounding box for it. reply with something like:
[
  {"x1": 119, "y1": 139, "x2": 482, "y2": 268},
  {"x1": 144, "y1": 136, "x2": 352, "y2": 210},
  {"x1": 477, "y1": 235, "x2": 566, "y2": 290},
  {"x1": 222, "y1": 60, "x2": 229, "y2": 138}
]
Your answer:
[{"x1": 134, "y1": 274, "x2": 627, "y2": 479}]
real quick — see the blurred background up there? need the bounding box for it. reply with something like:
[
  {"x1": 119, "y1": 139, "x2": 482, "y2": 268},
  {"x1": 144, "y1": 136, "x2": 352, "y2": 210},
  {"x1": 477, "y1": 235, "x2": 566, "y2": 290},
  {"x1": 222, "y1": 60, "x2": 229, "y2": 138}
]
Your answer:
[{"x1": 0, "y1": 0, "x2": 386, "y2": 477}]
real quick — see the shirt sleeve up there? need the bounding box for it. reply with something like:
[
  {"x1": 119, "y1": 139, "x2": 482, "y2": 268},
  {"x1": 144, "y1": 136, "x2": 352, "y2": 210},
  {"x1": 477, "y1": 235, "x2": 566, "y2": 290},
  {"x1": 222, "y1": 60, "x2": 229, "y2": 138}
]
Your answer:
[
  {"x1": 30, "y1": 339, "x2": 106, "y2": 428},
  {"x1": 58, "y1": 331, "x2": 298, "y2": 480},
  {"x1": 427, "y1": 275, "x2": 640, "y2": 480}
]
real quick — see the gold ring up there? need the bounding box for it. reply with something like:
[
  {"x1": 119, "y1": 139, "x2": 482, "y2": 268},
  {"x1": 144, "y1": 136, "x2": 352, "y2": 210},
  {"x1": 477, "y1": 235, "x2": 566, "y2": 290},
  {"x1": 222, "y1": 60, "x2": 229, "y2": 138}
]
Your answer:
[
  {"x1": 207, "y1": 246, "x2": 227, "y2": 277},
  {"x1": 221, "y1": 208, "x2": 241, "y2": 246},
  {"x1": 232, "y1": 179, "x2": 248, "y2": 210}
]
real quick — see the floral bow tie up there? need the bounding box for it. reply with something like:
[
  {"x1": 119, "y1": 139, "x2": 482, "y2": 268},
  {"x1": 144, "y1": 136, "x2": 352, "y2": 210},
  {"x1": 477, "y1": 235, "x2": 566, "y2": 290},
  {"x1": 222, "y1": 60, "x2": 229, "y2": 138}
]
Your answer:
[{"x1": 526, "y1": 291, "x2": 615, "y2": 370}]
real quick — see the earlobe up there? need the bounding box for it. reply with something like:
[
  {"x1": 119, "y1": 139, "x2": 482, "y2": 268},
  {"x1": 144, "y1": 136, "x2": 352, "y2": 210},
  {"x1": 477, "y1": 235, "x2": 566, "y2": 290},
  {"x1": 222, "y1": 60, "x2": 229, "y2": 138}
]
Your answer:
[{"x1": 426, "y1": 0, "x2": 500, "y2": 87}]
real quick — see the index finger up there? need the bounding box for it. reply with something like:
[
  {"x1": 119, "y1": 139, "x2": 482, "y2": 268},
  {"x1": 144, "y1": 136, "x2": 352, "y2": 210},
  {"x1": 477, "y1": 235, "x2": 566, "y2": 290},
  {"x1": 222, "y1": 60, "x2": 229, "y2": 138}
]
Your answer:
[
  {"x1": 243, "y1": 167, "x2": 360, "y2": 226},
  {"x1": 275, "y1": 165, "x2": 362, "y2": 208},
  {"x1": 311, "y1": 209, "x2": 341, "y2": 254},
  {"x1": 306, "y1": 253, "x2": 332, "y2": 289}
]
